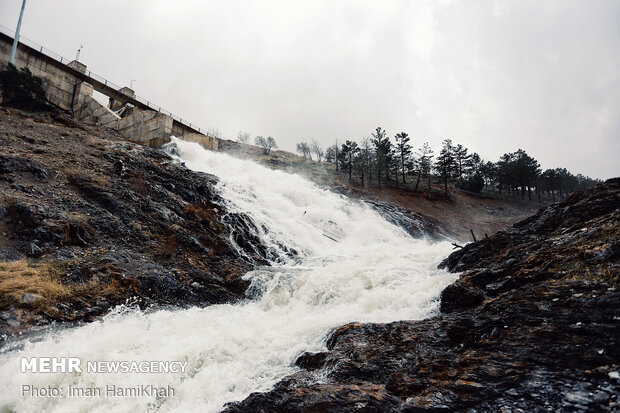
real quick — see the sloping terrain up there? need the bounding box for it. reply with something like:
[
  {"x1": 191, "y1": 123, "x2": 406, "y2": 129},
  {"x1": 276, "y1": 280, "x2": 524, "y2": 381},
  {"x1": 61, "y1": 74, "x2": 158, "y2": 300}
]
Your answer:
[
  {"x1": 0, "y1": 108, "x2": 268, "y2": 339},
  {"x1": 218, "y1": 139, "x2": 541, "y2": 241},
  {"x1": 226, "y1": 179, "x2": 619, "y2": 412}
]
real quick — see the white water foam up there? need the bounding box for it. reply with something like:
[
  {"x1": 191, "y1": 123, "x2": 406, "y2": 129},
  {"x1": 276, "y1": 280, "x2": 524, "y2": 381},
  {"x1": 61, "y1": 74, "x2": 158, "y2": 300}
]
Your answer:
[{"x1": 0, "y1": 137, "x2": 457, "y2": 412}]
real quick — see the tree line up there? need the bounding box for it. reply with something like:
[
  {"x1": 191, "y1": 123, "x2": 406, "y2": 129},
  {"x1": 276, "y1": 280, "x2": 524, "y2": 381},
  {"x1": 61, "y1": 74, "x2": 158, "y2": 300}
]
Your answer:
[{"x1": 295, "y1": 128, "x2": 600, "y2": 201}]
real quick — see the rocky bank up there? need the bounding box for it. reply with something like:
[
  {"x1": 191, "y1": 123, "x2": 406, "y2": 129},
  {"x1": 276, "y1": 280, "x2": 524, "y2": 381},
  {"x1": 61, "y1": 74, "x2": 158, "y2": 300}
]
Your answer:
[
  {"x1": 226, "y1": 179, "x2": 619, "y2": 412},
  {"x1": 0, "y1": 108, "x2": 271, "y2": 340},
  {"x1": 1, "y1": 107, "x2": 618, "y2": 411}
]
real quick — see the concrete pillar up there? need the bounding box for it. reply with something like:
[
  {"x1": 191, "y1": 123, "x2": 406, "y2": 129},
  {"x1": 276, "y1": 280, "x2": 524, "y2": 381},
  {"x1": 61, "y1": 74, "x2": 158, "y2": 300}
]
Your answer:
[
  {"x1": 72, "y1": 81, "x2": 94, "y2": 114},
  {"x1": 67, "y1": 60, "x2": 87, "y2": 73},
  {"x1": 109, "y1": 87, "x2": 135, "y2": 111}
]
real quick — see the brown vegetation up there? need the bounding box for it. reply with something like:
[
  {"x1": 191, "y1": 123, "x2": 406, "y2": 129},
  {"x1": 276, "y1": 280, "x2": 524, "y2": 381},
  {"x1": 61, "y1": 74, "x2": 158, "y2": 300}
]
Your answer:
[{"x1": 0, "y1": 260, "x2": 70, "y2": 310}]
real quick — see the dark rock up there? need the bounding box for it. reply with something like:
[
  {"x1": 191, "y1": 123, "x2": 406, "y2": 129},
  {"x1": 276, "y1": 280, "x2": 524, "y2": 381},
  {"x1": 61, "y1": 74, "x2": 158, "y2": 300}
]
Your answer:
[
  {"x1": 113, "y1": 159, "x2": 126, "y2": 177},
  {"x1": 55, "y1": 248, "x2": 76, "y2": 261},
  {"x1": 226, "y1": 180, "x2": 620, "y2": 412},
  {"x1": 385, "y1": 373, "x2": 428, "y2": 396},
  {"x1": 295, "y1": 352, "x2": 329, "y2": 371},
  {"x1": 26, "y1": 242, "x2": 43, "y2": 257},
  {"x1": 446, "y1": 318, "x2": 476, "y2": 343},
  {"x1": 440, "y1": 281, "x2": 484, "y2": 312},
  {"x1": 0, "y1": 110, "x2": 262, "y2": 339},
  {"x1": 366, "y1": 199, "x2": 445, "y2": 239},
  {"x1": 222, "y1": 213, "x2": 271, "y2": 264},
  {"x1": 0, "y1": 155, "x2": 49, "y2": 179}
]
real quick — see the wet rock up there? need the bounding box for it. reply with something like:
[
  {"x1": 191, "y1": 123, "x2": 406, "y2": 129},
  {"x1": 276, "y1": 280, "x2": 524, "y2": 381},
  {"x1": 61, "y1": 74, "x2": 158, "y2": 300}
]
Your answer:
[
  {"x1": 366, "y1": 199, "x2": 445, "y2": 239},
  {"x1": 0, "y1": 109, "x2": 260, "y2": 339},
  {"x1": 222, "y1": 212, "x2": 271, "y2": 264},
  {"x1": 445, "y1": 318, "x2": 476, "y2": 343},
  {"x1": 440, "y1": 281, "x2": 484, "y2": 312},
  {"x1": 385, "y1": 373, "x2": 428, "y2": 396},
  {"x1": 113, "y1": 159, "x2": 126, "y2": 177},
  {"x1": 226, "y1": 180, "x2": 620, "y2": 412},
  {"x1": 295, "y1": 351, "x2": 329, "y2": 371},
  {"x1": 69, "y1": 174, "x2": 123, "y2": 212}
]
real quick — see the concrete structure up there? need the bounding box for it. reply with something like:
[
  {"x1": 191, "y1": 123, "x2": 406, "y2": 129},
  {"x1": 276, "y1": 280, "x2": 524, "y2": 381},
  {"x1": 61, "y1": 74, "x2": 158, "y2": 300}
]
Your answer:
[
  {"x1": 71, "y1": 81, "x2": 174, "y2": 147},
  {"x1": 0, "y1": 30, "x2": 219, "y2": 150}
]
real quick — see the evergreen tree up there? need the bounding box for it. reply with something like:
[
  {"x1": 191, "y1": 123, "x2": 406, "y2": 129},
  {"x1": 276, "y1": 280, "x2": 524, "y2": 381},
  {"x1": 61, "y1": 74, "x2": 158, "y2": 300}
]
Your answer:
[
  {"x1": 325, "y1": 145, "x2": 337, "y2": 163},
  {"x1": 354, "y1": 145, "x2": 367, "y2": 185},
  {"x1": 361, "y1": 137, "x2": 374, "y2": 183},
  {"x1": 479, "y1": 161, "x2": 497, "y2": 190},
  {"x1": 453, "y1": 144, "x2": 472, "y2": 178},
  {"x1": 338, "y1": 140, "x2": 359, "y2": 181},
  {"x1": 470, "y1": 152, "x2": 482, "y2": 175},
  {"x1": 416, "y1": 142, "x2": 434, "y2": 192},
  {"x1": 371, "y1": 127, "x2": 391, "y2": 186},
  {"x1": 394, "y1": 132, "x2": 412, "y2": 185},
  {"x1": 434, "y1": 139, "x2": 455, "y2": 195}
]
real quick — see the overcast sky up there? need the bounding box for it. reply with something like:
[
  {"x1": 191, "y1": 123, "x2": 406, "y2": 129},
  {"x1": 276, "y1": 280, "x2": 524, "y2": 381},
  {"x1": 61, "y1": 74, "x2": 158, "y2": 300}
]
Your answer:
[{"x1": 1, "y1": 0, "x2": 618, "y2": 179}]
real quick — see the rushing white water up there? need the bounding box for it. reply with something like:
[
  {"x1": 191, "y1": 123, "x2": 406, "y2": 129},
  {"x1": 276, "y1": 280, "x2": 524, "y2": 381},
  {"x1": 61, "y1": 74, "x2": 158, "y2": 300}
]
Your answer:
[{"x1": 0, "y1": 137, "x2": 457, "y2": 412}]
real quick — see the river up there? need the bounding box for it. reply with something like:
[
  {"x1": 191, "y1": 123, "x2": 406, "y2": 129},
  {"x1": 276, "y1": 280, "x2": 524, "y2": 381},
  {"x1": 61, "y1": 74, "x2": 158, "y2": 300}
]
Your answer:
[{"x1": 0, "y1": 137, "x2": 456, "y2": 412}]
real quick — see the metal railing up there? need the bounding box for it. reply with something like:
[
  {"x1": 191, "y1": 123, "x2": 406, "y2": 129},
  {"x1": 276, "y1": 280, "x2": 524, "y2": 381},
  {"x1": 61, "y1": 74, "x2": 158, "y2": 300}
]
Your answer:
[{"x1": 0, "y1": 24, "x2": 214, "y2": 138}]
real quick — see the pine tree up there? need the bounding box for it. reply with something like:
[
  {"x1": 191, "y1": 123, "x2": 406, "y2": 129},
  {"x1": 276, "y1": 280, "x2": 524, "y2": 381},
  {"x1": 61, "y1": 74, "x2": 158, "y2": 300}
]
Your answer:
[
  {"x1": 394, "y1": 132, "x2": 412, "y2": 185},
  {"x1": 453, "y1": 144, "x2": 472, "y2": 178},
  {"x1": 416, "y1": 142, "x2": 434, "y2": 192},
  {"x1": 371, "y1": 127, "x2": 391, "y2": 186},
  {"x1": 361, "y1": 137, "x2": 373, "y2": 183},
  {"x1": 339, "y1": 140, "x2": 359, "y2": 181},
  {"x1": 434, "y1": 139, "x2": 455, "y2": 196}
]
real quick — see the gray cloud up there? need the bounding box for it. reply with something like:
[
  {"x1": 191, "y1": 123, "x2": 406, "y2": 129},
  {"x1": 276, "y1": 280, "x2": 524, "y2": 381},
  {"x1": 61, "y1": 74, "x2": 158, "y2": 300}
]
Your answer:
[{"x1": 1, "y1": 0, "x2": 618, "y2": 178}]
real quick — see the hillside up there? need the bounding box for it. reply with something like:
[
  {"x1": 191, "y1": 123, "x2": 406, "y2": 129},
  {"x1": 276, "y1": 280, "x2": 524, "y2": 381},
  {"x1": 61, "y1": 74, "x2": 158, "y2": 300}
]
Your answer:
[
  {"x1": 0, "y1": 108, "x2": 269, "y2": 338},
  {"x1": 1, "y1": 106, "x2": 618, "y2": 411},
  {"x1": 218, "y1": 139, "x2": 542, "y2": 241},
  {"x1": 0, "y1": 107, "x2": 554, "y2": 339}
]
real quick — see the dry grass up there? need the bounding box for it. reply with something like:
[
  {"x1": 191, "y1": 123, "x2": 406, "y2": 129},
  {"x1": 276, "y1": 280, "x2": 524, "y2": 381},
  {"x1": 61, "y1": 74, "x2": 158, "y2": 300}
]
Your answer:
[
  {"x1": 186, "y1": 202, "x2": 217, "y2": 222},
  {"x1": 128, "y1": 171, "x2": 148, "y2": 194},
  {"x1": 0, "y1": 259, "x2": 141, "y2": 312},
  {"x1": 186, "y1": 202, "x2": 226, "y2": 233},
  {"x1": 0, "y1": 260, "x2": 71, "y2": 310},
  {"x1": 555, "y1": 259, "x2": 620, "y2": 287},
  {"x1": 162, "y1": 234, "x2": 178, "y2": 256}
]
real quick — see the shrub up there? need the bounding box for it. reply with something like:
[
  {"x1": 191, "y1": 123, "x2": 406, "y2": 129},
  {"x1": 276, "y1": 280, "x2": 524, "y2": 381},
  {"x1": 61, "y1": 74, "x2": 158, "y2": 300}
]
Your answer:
[
  {"x1": 456, "y1": 174, "x2": 485, "y2": 193},
  {"x1": 0, "y1": 63, "x2": 48, "y2": 110}
]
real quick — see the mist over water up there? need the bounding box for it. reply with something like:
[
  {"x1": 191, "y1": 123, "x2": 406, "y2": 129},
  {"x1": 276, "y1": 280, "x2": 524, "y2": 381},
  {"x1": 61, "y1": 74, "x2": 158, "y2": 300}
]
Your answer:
[{"x1": 0, "y1": 138, "x2": 457, "y2": 412}]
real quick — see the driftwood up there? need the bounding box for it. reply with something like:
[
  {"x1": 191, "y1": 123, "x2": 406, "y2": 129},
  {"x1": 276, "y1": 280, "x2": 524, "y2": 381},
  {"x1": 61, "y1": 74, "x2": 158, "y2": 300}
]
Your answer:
[
  {"x1": 470, "y1": 229, "x2": 477, "y2": 243},
  {"x1": 452, "y1": 242, "x2": 464, "y2": 249}
]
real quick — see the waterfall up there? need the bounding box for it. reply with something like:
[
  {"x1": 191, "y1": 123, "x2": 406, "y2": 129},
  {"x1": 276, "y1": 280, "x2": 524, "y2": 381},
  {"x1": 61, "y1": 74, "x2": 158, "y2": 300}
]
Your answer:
[{"x1": 0, "y1": 137, "x2": 457, "y2": 412}]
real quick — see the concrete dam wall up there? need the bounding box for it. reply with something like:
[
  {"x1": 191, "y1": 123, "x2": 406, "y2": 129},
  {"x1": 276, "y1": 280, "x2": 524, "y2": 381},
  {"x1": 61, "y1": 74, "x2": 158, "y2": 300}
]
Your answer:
[{"x1": 0, "y1": 29, "x2": 219, "y2": 151}]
